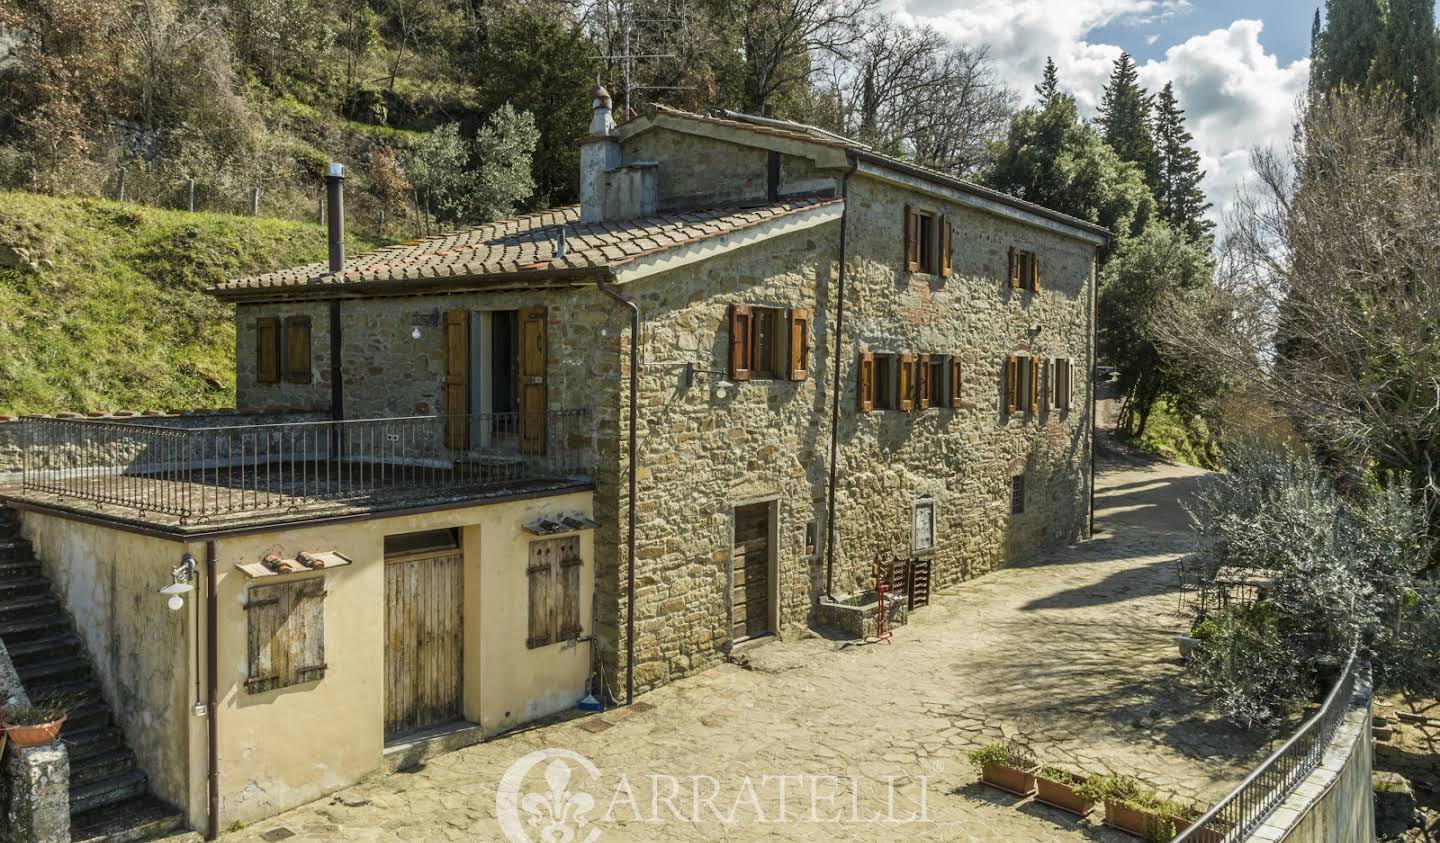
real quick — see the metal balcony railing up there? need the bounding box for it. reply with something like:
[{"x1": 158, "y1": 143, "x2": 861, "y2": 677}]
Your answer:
[{"x1": 19, "y1": 411, "x2": 591, "y2": 524}]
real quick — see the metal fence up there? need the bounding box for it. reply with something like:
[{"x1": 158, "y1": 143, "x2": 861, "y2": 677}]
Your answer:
[
  {"x1": 20, "y1": 411, "x2": 591, "y2": 523},
  {"x1": 1172, "y1": 650, "x2": 1361, "y2": 842}
]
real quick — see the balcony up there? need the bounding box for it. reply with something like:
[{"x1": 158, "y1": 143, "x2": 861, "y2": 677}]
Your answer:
[{"x1": 11, "y1": 411, "x2": 592, "y2": 530}]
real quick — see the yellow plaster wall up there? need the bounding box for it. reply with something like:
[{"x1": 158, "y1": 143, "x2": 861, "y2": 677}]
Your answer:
[{"x1": 210, "y1": 489, "x2": 593, "y2": 826}]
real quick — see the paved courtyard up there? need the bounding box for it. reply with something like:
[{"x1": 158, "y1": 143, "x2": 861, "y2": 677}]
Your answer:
[{"x1": 226, "y1": 453, "x2": 1277, "y2": 842}]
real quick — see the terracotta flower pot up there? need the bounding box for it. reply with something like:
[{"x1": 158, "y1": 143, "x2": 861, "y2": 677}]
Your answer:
[
  {"x1": 1173, "y1": 816, "x2": 1227, "y2": 843},
  {"x1": 1035, "y1": 774, "x2": 1095, "y2": 816},
  {"x1": 981, "y1": 762, "x2": 1037, "y2": 796},
  {"x1": 1104, "y1": 800, "x2": 1181, "y2": 839},
  {"x1": 3, "y1": 715, "x2": 67, "y2": 748}
]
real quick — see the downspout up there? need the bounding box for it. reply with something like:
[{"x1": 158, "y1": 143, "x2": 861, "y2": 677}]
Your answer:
[
  {"x1": 204, "y1": 539, "x2": 219, "y2": 840},
  {"x1": 597, "y1": 275, "x2": 639, "y2": 706},
  {"x1": 824, "y1": 153, "x2": 859, "y2": 601},
  {"x1": 325, "y1": 163, "x2": 346, "y2": 422}
]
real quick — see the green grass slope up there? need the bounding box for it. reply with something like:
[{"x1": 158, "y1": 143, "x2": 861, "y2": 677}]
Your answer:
[{"x1": 0, "y1": 192, "x2": 383, "y2": 415}]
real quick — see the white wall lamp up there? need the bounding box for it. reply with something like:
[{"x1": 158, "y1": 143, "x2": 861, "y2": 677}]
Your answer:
[
  {"x1": 160, "y1": 553, "x2": 197, "y2": 611},
  {"x1": 684, "y1": 362, "x2": 734, "y2": 390}
]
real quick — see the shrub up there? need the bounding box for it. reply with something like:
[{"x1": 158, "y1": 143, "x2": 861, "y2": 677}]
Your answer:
[
  {"x1": 1036, "y1": 766, "x2": 1081, "y2": 785},
  {"x1": 967, "y1": 741, "x2": 1035, "y2": 770}
]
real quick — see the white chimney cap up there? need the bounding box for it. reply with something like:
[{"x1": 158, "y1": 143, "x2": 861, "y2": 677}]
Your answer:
[{"x1": 327, "y1": 162, "x2": 345, "y2": 178}]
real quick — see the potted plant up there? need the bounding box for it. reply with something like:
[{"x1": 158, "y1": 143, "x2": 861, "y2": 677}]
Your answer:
[
  {"x1": 1078, "y1": 774, "x2": 1189, "y2": 840},
  {"x1": 968, "y1": 741, "x2": 1038, "y2": 796},
  {"x1": 1173, "y1": 807, "x2": 1231, "y2": 843},
  {"x1": 1, "y1": 697, "x2": 70, "y2": 748},
  {"x1": 1034, "y1": 766, "x2": 1095, "y2": 816}
]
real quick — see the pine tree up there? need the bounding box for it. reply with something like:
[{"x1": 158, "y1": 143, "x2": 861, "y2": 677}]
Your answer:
[
  {"x1": 1369, "y1": 0, "x2": 1440, "y2": 131},
  {"x1": 1152, "y1": 82, "x2": 1213, "y2": 247},
  {"x1": 1314, "y1": 0, "x2": 1384, "y2": 89},
  {"x1": 1097, "y1": 52, "x2": 1160, "y2": 195},
  {"x1": 1308, "y1": 8, "x2": 1326, "y2": 100},
  {"x1": 1035, "y1": 57, "x2": 1060, "y2": 105}
]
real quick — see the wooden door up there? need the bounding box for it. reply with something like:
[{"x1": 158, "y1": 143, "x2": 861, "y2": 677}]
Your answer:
[
  {"x1": 732, "y1": 503, "x2": 772, "y2": 641},
  {"x1": 384, "y1": 551, "x2": 464, "y2": 740},
  {"x1": 518, "y1": 307, "x2": 547, "y2": 454},
  {"x1": 443, "y1": 310, "x2": 470, "y2": 449}
]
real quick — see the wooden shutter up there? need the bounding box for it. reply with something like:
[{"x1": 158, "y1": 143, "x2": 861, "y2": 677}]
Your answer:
[
  {"x1": 1067, "y1": 358, "x2": 1076, "y2": 410},
  {"x1": 1030, "y1": 253, "x2": 1041, "y2": 292},
  {"x1": 1008, "y1": 247, "x2": 1021, "y2": 289},
  {"x1": 526, "y1": 540, "x2": 555, "y2": 648},
  {"x1": 728, "y1": 304, "x2": 753, "y2": 382},
  {"x1": 858, "y1": 352, "x2": 876, "y2": 413},
  {"x1": 917, "y1": 354, "x2": 931, "y2": 408},
  {"x1": 950, "y1": 357, "x2": 962, "y2": 407},
  {"x1": 898, "y1": 353, "x2": 915, "y2": 412},
  {"x1": 1029, "y1": 356, "x2": 1040, "y2": 414},
  {"x1": 443, "y1": 309, "x2": 470, "y2": 450},
  {"x1": 939, "y1": 216, "x2": 953, "y2": 278},
  {"x1": 244, "y1": 587, "x2": 285, "y2": 693},
  {"x1": 290, "y1": 578, "x2": 327, "y2": 684},
  {"x1": 1005, "y1": 355, "x2": 1019, "y2": 414},
  {"x1": 558, "y1": 538, "x2": 583, "y2": 640},
  {"x1": 284, "y1": 316, "x2": 312, "y2": 383},
  {"x1": 256, "y1": 317, "x2": 280, "y2": 384},
  {"x1": 519, "y1": 307, "x2": 547, "y2": 454},
  {"x1": 786, "y1": 308, "x2": 810, "y2": 381},
  {"x1": 904, "y1": 205, "x2": 920, "y2": 272}
]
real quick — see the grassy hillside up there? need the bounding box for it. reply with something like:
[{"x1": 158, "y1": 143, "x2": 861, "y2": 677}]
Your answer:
[{"x1": 0, "y1": 192, "x2": 383, "y2": 415}]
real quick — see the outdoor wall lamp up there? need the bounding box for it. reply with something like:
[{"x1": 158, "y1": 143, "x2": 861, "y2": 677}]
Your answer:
[
  {"x1": 684, "y1": 362, "x2": 733, "y2": 390},
  {"x1": 160, "y1": 553, "x2": 198, "y2": 611}
]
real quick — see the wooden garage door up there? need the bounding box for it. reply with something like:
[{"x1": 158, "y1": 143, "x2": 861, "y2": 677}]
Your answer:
[
  {"x1": 732, "y1": 503, "x2": 771, "y2": 641},
  {"x1": 384, "y1": 551, "x2": 464, "y2": 740}
]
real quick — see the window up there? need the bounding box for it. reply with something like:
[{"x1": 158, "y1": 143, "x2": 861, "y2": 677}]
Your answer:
[
  {"x1": 285, "y1": 316, "x2": 312, "y2": 383},
  {"x1": 1052, "y1": 358, "x2": 1074, "y2": 411},
  {"x1": 255, "y1": 317, "x2": 280, "y2": 384},
  {"x1": 527, "y1": 536, "x2": 583, "y2": 648},
  {"x1": 728, "y1": 304, "x2": 809, "y2": 382},
  {"x1": 905, "y1": 206, "x2": 952, "y2": 277},
  {"x1": 926, "y1": 355, "x2": 946, "y2": 408},
  {"x1": 874, "y1": 353, "x2": 897, "y2": 410},
  {"x1": 245, "y1": 578, "x2": 326, "y2": 694},
  {"x1": 1008, "y1": 247, "x2": 1041, "y2": 292},
  {"x1": 913, "y1": 499, "x2": 935, "y2": 553},
  {"x1": 804, "y1": 520, "x2": 818, "y2": 559},
  {"x1": 1005, "y1": 354, "x2": 1040, "y2": 417},
  {"x1": 384, "y1": 528, "x2": 460, "y2": 558},
  {"x1": 1011, "y1": 475, "x2": 1026, "y2": 515}
]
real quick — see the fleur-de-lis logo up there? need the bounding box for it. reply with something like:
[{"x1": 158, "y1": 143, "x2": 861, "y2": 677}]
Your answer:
[
  {"x1": 498, "y1": 749, "x2": 603, "y2": 843},
  {"x1": 520, "y1": 760, "x2": 595, "y2": 843}
]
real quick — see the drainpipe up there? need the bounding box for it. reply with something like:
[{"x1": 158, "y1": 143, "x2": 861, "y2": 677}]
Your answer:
[
  {"x1": 325, "y1": 162, "x2": 345, "y2": 426},
  {"x1": 597, "y1": 276, "x2": 639, "y2": 706},
  {"x1": 204, "y1": 540, "x2": 219, "y2": 840},
  {"x1": 823, "y1": 154, "x2": 859, "y2": 602}
]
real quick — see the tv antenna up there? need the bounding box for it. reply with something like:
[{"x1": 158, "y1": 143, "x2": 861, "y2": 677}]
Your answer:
[{"x1": 592, "y1": 0, "x2": 694, "y2": 115}]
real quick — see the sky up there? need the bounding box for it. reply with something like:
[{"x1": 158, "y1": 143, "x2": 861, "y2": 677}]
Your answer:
[{"x1": 889, "y1": 0, "x2": 1326, "y2": 234}]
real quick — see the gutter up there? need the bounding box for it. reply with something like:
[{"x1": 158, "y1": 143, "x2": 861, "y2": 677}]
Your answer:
[
  {"x1": 205, "y1": 539, "x2": 219, "y2": 840},
  {"x1": 596, "y1": 276, "x2": 640, "y2": 705},
  {"x1": 823, "y1": 153, "x2": 859, "y2": 601}
]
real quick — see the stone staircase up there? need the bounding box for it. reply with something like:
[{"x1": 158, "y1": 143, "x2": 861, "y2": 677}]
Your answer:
[{"x1": 0, "y1": 505, "x2": 186, "y2": 842}]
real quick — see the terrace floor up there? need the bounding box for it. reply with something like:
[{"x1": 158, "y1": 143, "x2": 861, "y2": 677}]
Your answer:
[{"x1": 223, "y1": 450, "x2": 1283, "y2": 842}]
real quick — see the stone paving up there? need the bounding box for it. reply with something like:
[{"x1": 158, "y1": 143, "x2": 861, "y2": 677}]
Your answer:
[{"x1": 225, "y1": 453, "x2": 1280, "y2": 842}]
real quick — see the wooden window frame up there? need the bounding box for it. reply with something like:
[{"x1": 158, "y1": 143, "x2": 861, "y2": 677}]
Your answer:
[
  {"x1": 940, "y1": 216, "x2": 953, "y2": 278},
  {"x1": 786, "y1": 308, "x2": 810, "y2": 381},
  {"x1": 245, "y1": 578, "x2": 327, "y2": 694},
  {"x1": 858, "y1": 352, "x2": 876, "y2": 412},
  {"x1": 728, "y1": 304, "x2": 753, "y2": 382},
  {"x1": 904, "y1": 205, "x2": 921, "y2": 272},
  {"x1": 949, "y1": 356, "x2": 963, "y2": 407},
  {"x1": 1006, "y1": 352, "x2": 1040, "y2": 418},
  {"x1": 916, "y1": 353, "x2": 932, "y2": 409},
  {"x1": 527, "y1": 535, "x2": 583, "y2": 649},
  {"x1": 284, "y1": 316, "x2": 312, "y2": 384},
  {"x1": 256, "y1": 317, "x2": 281, "y2": 384},
  {"x1": 897, "y1": 353, "x2": 916, "y2": 412},
  {"x1": 750, "y1": 306, "x2": 781, "y2": 379}
]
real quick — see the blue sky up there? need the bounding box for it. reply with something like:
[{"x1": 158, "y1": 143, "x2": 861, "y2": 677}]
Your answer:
[{"x1": 891, "y1": 0, "x2": 1335, "y2": 231}]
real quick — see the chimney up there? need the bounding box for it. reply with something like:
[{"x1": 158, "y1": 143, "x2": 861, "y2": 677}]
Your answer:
[
  {"x1": 326, "y1": 162, "x2": 345, "y2": 274},
  {"x1": 579, "y1": 84, "x2": 620, "y2": 223}
]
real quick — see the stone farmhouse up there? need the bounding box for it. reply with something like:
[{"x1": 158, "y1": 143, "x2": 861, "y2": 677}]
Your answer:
[{"x1": 0, "y1": 84, "x2": 1104, "y2": 839}]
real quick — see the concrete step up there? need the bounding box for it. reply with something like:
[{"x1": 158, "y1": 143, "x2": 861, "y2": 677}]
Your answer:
[
  {"x1": 0, "y1": 575, "x2": 50, "y2": 601},
  {"x1": 71, "y1": 747, "x2": 138, "y2": 789},
  {"x1": 17, "y1": 654, "x2": 92, "y2": 686},
  {"x1": 0, "y1": 537, "x2": 33, "y2": 562},
  {"x1": 0, "y1": 592, "x2": 60, "y2": 621},
  {"x1": 71, "y1": 794, "x2": 187, "y2": 843},
  {"x1": 6, "y1": 632, "x2": 82, "y2": 666},
  {"x1": 70, "y1": 769, "x2": 148, "y2": 816},
  {"x1": 63, "y1": 701, "x2": 115, "y2": 735},
  {"x1": 0, "y1": 559, "x2": 42, "y2": 580},
  {"x1": 64, "y1": 725, "x2": 127, "y2": 763},
  {"x1": 22, "y1": 675, "x2": 101, "y2": 705},
  {"x1": 0, "y1": 612, "x2": 69, "y2": 642}
]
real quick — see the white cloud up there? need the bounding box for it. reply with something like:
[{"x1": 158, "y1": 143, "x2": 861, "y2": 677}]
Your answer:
[{"x1": 891, "y1": 2, "x2": 1309, "y2": 236}]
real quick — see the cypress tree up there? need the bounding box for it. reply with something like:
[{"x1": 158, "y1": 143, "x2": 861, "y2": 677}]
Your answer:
[
  {"x1": 1315, "y1": 0, "x2": 1384, "y2": 89},
  {"x1": 1153, "y1": 82, "x2": 1213, "y2": 247},
  {"x1": 1036, "y1": 57, "x2": 1060, "y2": 105},
  {"x1": 1098, "y1": 52, "x2": 1160, "y2": 195},
  {"x1": 1369, "y1": 0, "x2": 1440, "y2": 131}
]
